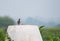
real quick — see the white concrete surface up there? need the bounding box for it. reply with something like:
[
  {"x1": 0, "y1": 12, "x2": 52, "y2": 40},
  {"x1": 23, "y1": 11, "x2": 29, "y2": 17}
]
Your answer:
[{"x1": 7, "y1": 25, "x2": 43, "y2": 41}]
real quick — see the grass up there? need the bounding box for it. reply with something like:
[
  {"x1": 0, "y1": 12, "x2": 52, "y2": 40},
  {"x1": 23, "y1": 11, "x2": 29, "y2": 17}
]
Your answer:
[{"x1": 40, "y1": 27, "x2": 60, "y2": 41}]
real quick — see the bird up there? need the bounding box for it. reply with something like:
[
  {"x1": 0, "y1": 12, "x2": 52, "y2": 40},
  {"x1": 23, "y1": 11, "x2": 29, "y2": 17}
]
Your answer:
[{"x1": 17, "y1": 18, "x2": 20, "y2": 25}]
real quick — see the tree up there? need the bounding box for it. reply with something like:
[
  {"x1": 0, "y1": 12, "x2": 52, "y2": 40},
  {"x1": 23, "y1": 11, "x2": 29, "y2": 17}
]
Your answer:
[{"x1": 0, "y1": 16, "x2": 15, "y2": 27}]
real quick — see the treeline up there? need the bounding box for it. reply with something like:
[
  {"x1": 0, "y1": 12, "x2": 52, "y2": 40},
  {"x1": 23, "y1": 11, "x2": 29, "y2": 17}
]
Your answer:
[{"x1": 0, "y1": 16, "x2": 15, "y2": 27}]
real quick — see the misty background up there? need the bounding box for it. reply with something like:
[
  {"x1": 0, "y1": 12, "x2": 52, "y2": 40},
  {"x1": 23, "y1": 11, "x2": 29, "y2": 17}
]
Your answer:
[{"x1": 0, "y1": 0, "x2": 60, "y2": 27}]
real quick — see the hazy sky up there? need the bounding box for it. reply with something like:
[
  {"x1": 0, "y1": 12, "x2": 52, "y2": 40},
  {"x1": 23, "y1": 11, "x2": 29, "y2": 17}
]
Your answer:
[{"x1": 0, "y1": 0, "x2": 60, "y2": 24}]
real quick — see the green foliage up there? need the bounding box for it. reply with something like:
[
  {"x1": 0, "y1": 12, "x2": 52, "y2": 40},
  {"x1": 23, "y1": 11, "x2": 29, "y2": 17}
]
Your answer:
[
  {"x1": 39, "y1": 26, "x2": 44, "y2": 33},
  {"x1": 0, "y1": 16, "x2": 15, "y2": 41},
  {"x1": 39, "y1": 26, "x2": 44, "y2": 30},
  {"x1": 0, "y1": 29, "x2": 6, "y2": 41},
  {"x1": 40, "y1": 27, "x2": 60, "y2": 41},
  {"x1": 0, "y1": 16, "x2": 15, "y2": 27}
]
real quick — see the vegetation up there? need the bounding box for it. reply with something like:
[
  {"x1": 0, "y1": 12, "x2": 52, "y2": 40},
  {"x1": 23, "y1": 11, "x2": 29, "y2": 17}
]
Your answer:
[
  {"x1": 0, "y1": 16, "x2": 15, "y2": 41},
  {"x1": 39, "y1": 27, "x2": 60, "y2": 41},
  {"x1": 0, "y1": 16, "x2": 15, "y2": 27},
  {"x1": 0, "y1": 28, "x2": 6, "y2": 41},
  {"x1": 0, "y1": 16, "x2": 60, "y2": 41}
]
